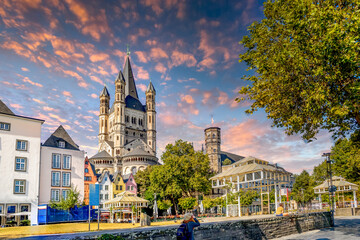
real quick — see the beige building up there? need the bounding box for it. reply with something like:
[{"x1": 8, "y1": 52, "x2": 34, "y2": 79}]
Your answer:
[{"x1": 90, "y1": 54, "x2": 158, "y2": 175}]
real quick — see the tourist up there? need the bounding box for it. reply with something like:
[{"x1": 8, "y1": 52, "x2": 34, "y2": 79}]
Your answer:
[
  {"x1": 177, "y1": 213, "x2": 200, "y2": 240},
  {"x1": 276, "y1": 203, "x2": 284, "y2": 216}
]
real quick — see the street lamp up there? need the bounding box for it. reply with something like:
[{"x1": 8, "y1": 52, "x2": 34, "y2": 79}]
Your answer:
[{"x1": 322, "y1": 152, "x2": 334, "y2": 225}]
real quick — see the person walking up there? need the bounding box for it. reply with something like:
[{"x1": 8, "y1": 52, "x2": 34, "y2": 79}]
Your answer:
[{"x1": 176, "y1": 213, "x2": 200, "y2": 240}]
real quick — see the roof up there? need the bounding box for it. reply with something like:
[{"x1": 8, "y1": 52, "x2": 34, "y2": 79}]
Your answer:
[
  {"x1": 0, "y1": 100, "x2": 14, "y2": 115},
  {"x1": 116, "y1": 70, "x2": 125, "y2": 82},
  {"x1": 100, "y1": 86, "x2": 110, "y2": 97},
  {"x1": 314, "y1": 176, "x2": 358, "y2": 191},
  {"x1": 104, "y1": 140, "x2": 114, "y2": 148},
  {"x1": 98, "y1": 171, "x2": 112, "y2": 183},
  {"x1": 42, "y1": 125, "x2": 79, "y2": 150},
  {"x1": 125, "y1": 95, "x2": 146, "y2": 112},
  {"x1": 89, "y1": 150, "x2": 113, "y2": 160},
  {"x1": 146, "y1": 80, "x2": 156, "y2": 93},
  {"x1": 220, "y1": 151, "x2": 245, "y2": 164},
  {"x1": 123, "y1": 56, "x2": 139, "y2": 99},
  {"x1": 89, "y1": 162, "x2": 97, "y2": 177},
  {"x1": 123, "y1": 147, "x2": 154, "y2": 158},
  {"x1": 123, "y1": 173, "x2": 133, "y2": 183},
  {"x1": 104, "y1": 191, "x2": 149, "y2": 205}
]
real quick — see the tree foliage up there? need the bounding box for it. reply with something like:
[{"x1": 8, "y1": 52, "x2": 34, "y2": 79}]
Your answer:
[
  {"x1": 178, "y1": 197, "x2": 197, "y2": 211},
  {"x1": 291, "y1": 170, "x2": 316, "y2": 206},
  {"x1": 50, "y1": 186, "x2": 82, "y2": 210},
  {"x1": 222, "y1": 158, "x2": 232, "y2": 166},
  {"x1": 238, "y1": 0, "x2": 360, "y2": 141},
  {"x1": 135, "y1": 140, "x2": 212, "y2": 214},
  {"x1": 157, "y1": 199, "x2": 173, "y2": 211}
]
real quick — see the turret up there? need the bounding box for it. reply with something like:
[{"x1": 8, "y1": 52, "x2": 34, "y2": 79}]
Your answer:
[
  {"x1": 114, "y1": 70, "x2": 126, "y2": 156},
  {"x1": 99, "y1": 86, "x2": 110, "y2": 146},
  {"x1": 204, "y1": 127, "x2": 221, "y2": 173},
  {"x1": 146, "y1": 80, "x2": 156, "y2": 152}
]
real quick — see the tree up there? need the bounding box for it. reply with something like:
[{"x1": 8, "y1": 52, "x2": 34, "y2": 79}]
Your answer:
[
  {"x1": 238, "y1": 190, "x2": 260, "y2": 206},
  {"x1": 222, "y1": 158, "x2": 232, "y2": 166},
  {"x1": 50, "y1": 186, "x2": 82, "y2": 210},
  {"x1": 238, "y1": 0, "x2": 360, "y2": 141},
  {"x1": 202, "y1": 197, "x2": 216, "y2": 210},
  {"x1": 158, "y1": 199, "x2": 173, "y2": 211},
  {"x1": 178, "y1": 197, "x2": 197, "y2": 212},
  {"x1": 312, "y1": 161, "x2": 328, "y2": 184},
  {"x1": 291, "y1": 170, "x2": 316, "y2": 206}
]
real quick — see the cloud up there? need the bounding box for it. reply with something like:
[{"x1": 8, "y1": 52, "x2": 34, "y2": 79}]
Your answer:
[
  {"x1": 150, "y1": 47, "x2": 168, "y2": 60},
  {"x1": 33, "y1": 98, "x2": 45, "y2": 104},
  {"x1": 155, "y1": 62, "x2": 167, "y2": 74},
  {"x1": 181, "y1": 94, "x2": 195, "y2": 104},
  {"x1": 61, "y1": 69, "x2": 89, "y2": 88},
  {"x1": 170, "y1": 50, "x2": 197, "y2": 68},
  {"x1": 43, "y1": 106, "x2": 55, "y2": 112},
  {"x1": 10, "y1": 103, "x2": 23, "y2": 110},
  {"x1": 90, "y1": 75, "x2": 104, "y2": 85},
  {"x1": 89, "y1": 53, "x2": 109, "y2": 62},
  {"x1": 134, "y1": 51, "x2": 148, "y2": 63},
  {"x1": 49, "y1": 113, "x2": 67, "y2": 123},
  {"x1": 37, "y1": 56, "x2": 52, "y2": 68},
  {"x1": 90, "y1": 93, "x2": 98, "y2": 99},
  {"x1": 145, "y1": 40, "x2": 157, "y2": 46},
  {"x1": 134, "y1": 66, "x2": 149, "y2": 80},
  {"x1": 88, "y1": 110, "x2": 99, "y2": 116},
  {"x1": 21, "y1": 67, "x2": 29, "y2": 72},
  {"x1": 137, "y1": 83, "x2": 147, "y2": 92},
  {"x1": 22, "y1": 77, "x2": 43, "y2": 87},
  {"x1": 62, "y1": 91, "x2": 72, "y2": 97},
  {"x1": 66, "y1": 99, "x2": 75, "y2": 104}
]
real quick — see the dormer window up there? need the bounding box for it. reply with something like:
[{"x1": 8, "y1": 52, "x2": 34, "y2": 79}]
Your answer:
[{"x1": 59, "y1": 141, "x2": 65, "y2": 148}]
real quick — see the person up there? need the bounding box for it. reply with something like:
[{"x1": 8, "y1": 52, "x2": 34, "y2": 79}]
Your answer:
[
  {"x1": 179, "y1": 213, "x2": 200, "y2": 240},
  {"x1": 276, "y1": 203, "x2": 284, "y2": 216}
]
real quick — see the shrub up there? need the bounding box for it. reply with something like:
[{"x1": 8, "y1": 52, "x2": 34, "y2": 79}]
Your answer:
[
  {"x1": 20, "y1": 219, "x2": 30, "y2": 226},
  {"x1": 98, "y1": 234, "x2": 125, "y2": 240}
]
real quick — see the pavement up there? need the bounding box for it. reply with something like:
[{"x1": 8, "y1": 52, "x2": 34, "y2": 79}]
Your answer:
[
  {"x1": 275, "y1": 216, "x2": 360, "y2": 240},
  {"x1": 12, "y1": 215, "x2": 360, "y2": 240}
]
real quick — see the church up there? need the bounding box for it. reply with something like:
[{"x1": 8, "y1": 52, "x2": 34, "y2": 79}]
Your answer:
[{"x1": 90, "y1": 53, "x2": 158, "y2": 175}]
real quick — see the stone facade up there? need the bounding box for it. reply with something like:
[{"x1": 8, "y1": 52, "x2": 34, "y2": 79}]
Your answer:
[
  {"x1": 72, "y1": 212, "x2": 332, "y2": 240},
  {"x1": 90, "y1": 54, "x2": 158, "y2": 176},
  {"x1": 204, "y1": 127, "x2": 221, "y2": 173}
]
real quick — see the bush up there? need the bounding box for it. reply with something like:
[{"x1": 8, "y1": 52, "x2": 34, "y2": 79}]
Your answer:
[
  {"x1": 20, "y1": 219, "x2": 30, "y2": 226},
  {"x1": 98, "y1": 234, "x2": 125, "y2": 240}
]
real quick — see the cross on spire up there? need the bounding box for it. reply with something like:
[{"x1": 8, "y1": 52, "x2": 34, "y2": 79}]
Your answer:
[{"x1": 126, "y1": 44, "x2": 131, "y2": 56}]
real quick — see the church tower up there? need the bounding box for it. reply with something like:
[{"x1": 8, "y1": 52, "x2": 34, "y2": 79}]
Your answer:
[
  {"x1": 146, "y1": 80, "x2": 156, "y2": 152},
  {"x1": 99, "y1": 86, "x2": 110, "y2": 147},
  {"x1": 204, "y1": 127, "x2": 221, "y2": 173},
  {"x1": 113, "y1": 70, "x2": 126, "y2": 156}
]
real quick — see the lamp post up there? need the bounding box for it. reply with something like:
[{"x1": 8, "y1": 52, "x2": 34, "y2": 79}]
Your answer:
[{"x1": 322, "y1": 152, "x2": 334, "y2": 226}]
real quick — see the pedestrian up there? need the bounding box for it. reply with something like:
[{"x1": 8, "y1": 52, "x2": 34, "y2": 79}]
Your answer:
[
  {"x1": 276, "y1": 203, "x2": 284, "y2": 216},
  {"x1": 176, "y1": 213, "x2": 200, "y2": 240}
]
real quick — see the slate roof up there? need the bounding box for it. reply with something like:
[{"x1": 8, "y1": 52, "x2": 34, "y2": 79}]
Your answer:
[
  {"x1": 123, "y1": 147, "x2": 153, "y2": 157},
  {"x1": 89, "y1": 162, "x2": 97, "y2": 177},
  {"x1": 42, "y1": 125, "x2": 79, "y2": 150},
  {"x1": 220, "y1": 151, "x2": 245, "y2": 165},
  {"x1": 105, "y1": 140, "x2": 114, "y2": 148},
  {"x1": 89, "y1": 150, "x2": 113, "y2": 159},
  {"x1": 123, "y1": 173, "x2": 132, "y2": 183},
  {"x1": 100, "y1": 86, "x2": 110, "y2": 97},
  {"x1": 123, "y1": 56, "x2": 139, "y2": 99},
  {"x1": 0, "y1": 100, "x2": 14, "y2": 115},
  {"x1": 146, "y1": 80, "x2": 156, "y2": 93},
  {"x1": 116, "y1": 70, "x2": 125, "y2": 82},
  {"x1": 98, "y1": 171, "x2": 112, "y2": 183},
  {"x1": 125, "y1": 95, "x2": 146, "y2": 112}
]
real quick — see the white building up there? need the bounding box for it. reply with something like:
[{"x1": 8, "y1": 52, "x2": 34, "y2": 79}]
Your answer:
[
  {"x1": 39, "y1": 125, "x2": 85, "y2": 205},
  {"x1": 0, "y1": 100, "x2": 44, "y2": 226},
  {"x1": 98, "y1": 171, "x2": 112, "y2": 210}
]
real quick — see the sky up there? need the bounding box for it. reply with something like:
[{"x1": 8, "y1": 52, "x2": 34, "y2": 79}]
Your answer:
[{"x1": 0, "y1": 0, "x2": 333, "y2": 173}]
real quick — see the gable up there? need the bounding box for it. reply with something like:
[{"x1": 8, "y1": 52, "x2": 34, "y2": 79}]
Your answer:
[{"x1": 124, "y1": 138, "x2": 155, "y2": 155}]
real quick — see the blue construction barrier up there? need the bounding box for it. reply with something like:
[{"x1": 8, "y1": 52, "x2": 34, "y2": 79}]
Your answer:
[{"x1": 38, "y1": 205, "x2": 98, "y2": 224}]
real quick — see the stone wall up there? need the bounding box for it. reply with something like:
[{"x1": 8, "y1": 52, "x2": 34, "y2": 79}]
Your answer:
[
  {"x1": 79, "y1": 212, "x2": 332, "y2": 240},
  {"x1": 336, "y1": 207, "x2": 360, "y2": 216}
]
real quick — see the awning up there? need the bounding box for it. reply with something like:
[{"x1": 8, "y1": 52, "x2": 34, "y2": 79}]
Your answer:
[{"x1": 8, "y1": 212, "x2": 31, "y2": 216}]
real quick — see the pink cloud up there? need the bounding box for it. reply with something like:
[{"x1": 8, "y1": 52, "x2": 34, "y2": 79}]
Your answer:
[
  {"x1": 33, "y1": 98, "x2": 45, "y2": 104},
  {"x1": 61, "y1": 69, "x2": 89, "y2": 88},
  {"x1": 155, "y1": 62, "x2": 167, "y2": 74},
  {"x1": 134, "y1": 51, "x2": 148, "y2": 63},
  {"x1": 22, "y1": 77, "x2": 43, "y2": 87},
  {"x1": 181, "y1": 94, "x2": 195, "y2": 104},
  {"x1": 66, "y1": 99, "x2": 75, "y2": 104},
  {"x1": 170, "y1": 50, "x2": 196, "y2": 68},
  {"x1": 134, "y1": 66, "x2": 149, "y2": 80},
  {"x1": 145, "y1": 40, "x2": 157, "y2": 46},
  {"x1": 21, "y1": 67, "x2": 29, "y2": 72},
  {"x1": 62, "y1": 91, "x2": 72, "y2": 97},
  {"x1": 10, "y1": 103, "x2": 23, "y2": 110},
  {"x1": 49, "y1": 113, "x2": 67, "y2": 123},
  {"x1": 88, "y1": 110, "x2": 99, "y2": 116},
  {"x1": 89, "y1": 53, "x2": 109, "y2": 62},
  {"x1": 137, "y1": 83, "x2": 147, "y2": 92},
  {"x1": 218, "y1": 91, "x2": 229, "y2": 105},
  {"x1": 90, "y1": 93, "x2": 97, "y2": 99},
  {"x1": 43, "y1": 106, "x2": 55, "y2": 112},
  {"x1": 150, "y1": 47, "x2": 168, "y2": 60},
  {"x1": 90, "y1": 75, "x2": 104, "y2": 85}
]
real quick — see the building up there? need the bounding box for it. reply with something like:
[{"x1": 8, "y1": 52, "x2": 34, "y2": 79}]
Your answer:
[
  {"x1": 123, "y1": 173, "x2": 137, "y2": 194},
  {"x1": 90, "y1": 53, "x2": 158, "y2": 175},
  {"x1": 39, "y1": 125, "x2": 85, "y2": 205},
  {"x1": 0, "y1": 100, "x2": 44, "y2": 226},
  {"x1": 98, "y1": 171, "x2": 112, "y2": 209},
  {"x1": 111, "y1": 172, "x2": 126, "y2": 199},
  {"x1": 84, "y1": 157, "x2": 98, "y2": 205}
]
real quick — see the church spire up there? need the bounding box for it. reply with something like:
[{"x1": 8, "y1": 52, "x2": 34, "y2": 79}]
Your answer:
[{"x1": 123, "y1": 55, "x2": 139, "y2": 99}]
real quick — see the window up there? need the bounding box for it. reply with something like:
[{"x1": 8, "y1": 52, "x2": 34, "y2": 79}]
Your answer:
[
  {"x1": 84, "y1": 176, "x2": 92, "y2": 181},
  {"x1": 0, "y1": 122, "x2": 10, "y2": 131},
  {"x1": 0, "y1": 205, "x2": 2, "y2": 214},
  {"x1": 131, "y1": 186, "x2": 134, "y2": 191},
  {"x1": 105, "y1": 194, "x2": 108, "y2": 200},
  {"x1": 85, "y1": 168, "x2": 89, "y2": 173},
  {"x1": 120, "y1": 186, "x2": 122, "y2": 191},
  {"x1": 58, "y1": 141, "x2": 65, "y2": 148},
  {"x1": 100, "y1": 185, "x2": 103, "y2": 190},
  {"x1": 16, "y1": 140, "x2": 27, "y2": 151},
  {"x1": 14, "y1": 180, "x2": 26, "y2": 194},
  {"x1": 62, "y1": 172, "x2": 70, "y2": 187},
  {"x1": 7, "y1": 205, "x2": 16, "y2": 214},
  {"x1": 105, "y1": 185, "x2": 108, "y2": 190},
  {"x1": 127, "y1": 186, "x2": 130, "y2": 190},
  {"x1": 100, "y1": 194, "x2": 103, "y2": 200},
  {"x1": 63, "y1": 155, "x2": 71, "y2": 169},
  {"x1": 15, "y1": 157, "x2": 27, "y2": 171},
  {"x1": 116, "y1": 185, "x2": 119, "y2": 190},
  {"x1": 52, "y1": 154, "x2": 61, "y2": 169},
  {"x1": 105, "y1": 177, "x2": 107, "y2": 181},
  {"x1": 62, "y1": 190, "x2": 70, "y2": 200},
  {"x1": 51, "y1": 189, "x2": 60, "y2": 201},
  {"x1": 51, "y1": 172, "x2": 60, "y2": 186}
]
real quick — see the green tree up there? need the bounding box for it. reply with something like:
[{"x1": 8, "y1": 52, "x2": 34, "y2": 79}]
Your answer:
[
  {"x1": 222, "y1": 158, "x2": 232, "y2": 166},
  {"x1": 157, "y1": 199, "x2": 173, "y2": 211},
  {"x1": 202, "y1": 197, "x2": 216, "y2": 210},
  {"x1": 238, "y1": 190, "x2": 260, "y2": 206},
  {"x1": 178, "y1": 197, "x2": 197, "y2": 212},
  {"x1": 50, "y1": 186, "x2": 82, "y2": 210},
  {"x1": 291, "y1": 170, "x2": 316, "y2": 206},
  {"x1": 312, "y1": 161, "x2": 329, "y2": 184},
  {"x1": 238, "y1": 0, "x2": 360, "y2": 141}
]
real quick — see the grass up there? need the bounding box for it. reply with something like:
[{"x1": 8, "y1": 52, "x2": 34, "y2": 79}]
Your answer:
[{"x1": 0, "y1": 221, "x2": 179, "y2": 239}]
